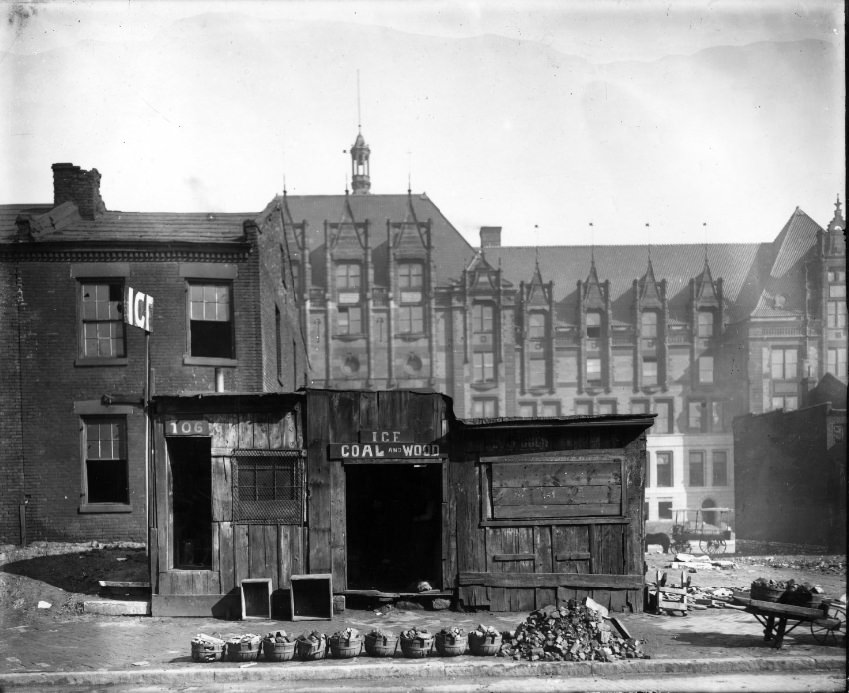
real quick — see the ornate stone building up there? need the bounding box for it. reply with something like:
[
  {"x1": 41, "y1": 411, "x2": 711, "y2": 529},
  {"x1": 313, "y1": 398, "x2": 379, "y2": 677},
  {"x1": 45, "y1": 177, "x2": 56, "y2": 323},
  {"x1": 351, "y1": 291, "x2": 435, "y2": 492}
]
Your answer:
[{"x1": 279, "y1": 131, "x2": 846, "y2": 523}]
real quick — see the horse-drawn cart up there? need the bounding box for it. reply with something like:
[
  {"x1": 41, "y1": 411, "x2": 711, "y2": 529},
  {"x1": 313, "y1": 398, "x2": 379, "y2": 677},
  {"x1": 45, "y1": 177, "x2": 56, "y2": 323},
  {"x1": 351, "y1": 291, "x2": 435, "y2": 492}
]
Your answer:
[{"x1": 670, "y1": 507, "x2": 733, "y2": 555}]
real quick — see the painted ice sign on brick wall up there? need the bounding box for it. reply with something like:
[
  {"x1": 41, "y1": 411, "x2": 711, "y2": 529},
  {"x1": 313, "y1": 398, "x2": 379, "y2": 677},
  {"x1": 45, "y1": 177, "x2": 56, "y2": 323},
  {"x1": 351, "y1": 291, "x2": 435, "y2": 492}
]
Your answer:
[{"x1": 124, "y1": 286, "x2": 153, "y2": 332}]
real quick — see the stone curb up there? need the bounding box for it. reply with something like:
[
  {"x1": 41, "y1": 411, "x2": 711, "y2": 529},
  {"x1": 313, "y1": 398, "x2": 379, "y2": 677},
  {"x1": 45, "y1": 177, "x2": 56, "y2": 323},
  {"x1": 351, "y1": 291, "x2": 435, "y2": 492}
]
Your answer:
[{"x1": 0, "y1": 655, "x2": 844, "y2": 688}]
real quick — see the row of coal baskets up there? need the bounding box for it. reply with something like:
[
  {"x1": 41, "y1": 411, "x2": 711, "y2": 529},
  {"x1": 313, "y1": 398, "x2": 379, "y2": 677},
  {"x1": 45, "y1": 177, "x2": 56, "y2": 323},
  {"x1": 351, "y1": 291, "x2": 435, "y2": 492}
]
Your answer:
[{"x1": 191, "y1": 625, "x2": 503, "y2": 663}]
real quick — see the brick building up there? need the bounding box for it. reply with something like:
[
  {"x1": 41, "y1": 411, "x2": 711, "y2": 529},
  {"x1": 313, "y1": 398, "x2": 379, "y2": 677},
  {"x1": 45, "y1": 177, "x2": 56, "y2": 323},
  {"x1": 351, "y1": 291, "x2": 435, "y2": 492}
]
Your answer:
[
  {"x1": 0, "y1": 164, "x2": 307, "y2": 543},
  {"x1": 1, "y1": 132, "x2": 845, "y2": 544},
  {"x1": 733, "y1": 395, "x2": 846, "y2": 552}
]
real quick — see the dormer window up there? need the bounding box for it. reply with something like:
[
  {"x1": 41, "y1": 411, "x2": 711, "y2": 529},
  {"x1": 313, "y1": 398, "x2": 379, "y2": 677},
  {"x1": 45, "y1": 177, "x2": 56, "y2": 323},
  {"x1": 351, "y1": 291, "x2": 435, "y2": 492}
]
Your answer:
[
  {"x1": 641, "y1": 311, "x2": 658, "y2": 338},
  {"x1": 528, "y1": 312, "x2": 546, "y2": 340},
  {"x1": 697, "y1": 310, "x2": 714, "y2": 338},
  {"x1": 586, "y1": 311, "x2": 602, "y2": 339},
  {"x1": 473, "y1": 303, "x2": 494, "y2": 335},
  {"x1": 336, "y1": 262, "x2": 361, "y2": 304}
]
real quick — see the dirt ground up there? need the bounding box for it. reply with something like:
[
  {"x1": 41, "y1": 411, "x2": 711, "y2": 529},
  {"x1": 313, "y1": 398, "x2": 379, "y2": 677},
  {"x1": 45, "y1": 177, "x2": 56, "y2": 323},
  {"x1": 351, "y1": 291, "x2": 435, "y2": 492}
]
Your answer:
[
  {"x1": 0, "y1": 541, "x2": 147, "y2": 625},
  {"x1": 0, "y1": 541, "x2": 845, "y2": 628}
]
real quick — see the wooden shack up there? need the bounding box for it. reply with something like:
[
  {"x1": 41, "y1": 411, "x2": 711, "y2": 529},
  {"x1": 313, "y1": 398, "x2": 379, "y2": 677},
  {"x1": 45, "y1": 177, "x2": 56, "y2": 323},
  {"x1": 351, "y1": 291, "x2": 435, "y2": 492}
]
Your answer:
[
  {"x1": 452, "y1": 415, "x2": 653, "y2": 613},
  {"x1": 149, "y1": 389, "x2": 652, "y2": 616},
  {"x1": 150, "y1": 392, "x2": 305, "y2": 617}
]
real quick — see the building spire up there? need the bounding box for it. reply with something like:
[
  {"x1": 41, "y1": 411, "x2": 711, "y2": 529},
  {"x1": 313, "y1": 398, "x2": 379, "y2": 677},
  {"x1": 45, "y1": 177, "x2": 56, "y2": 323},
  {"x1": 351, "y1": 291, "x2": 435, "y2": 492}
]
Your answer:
[
  {"x1": 349, "y1": 71, "x2": 371, "y2": 195},
  {"x1": 589, "y1": 222, "x2": 596, "y2": 268},
  {"x1": 828, "y1": 193, "x2": 845, "y2": 232},
  {"x1": 357, "y1": 69, "x2": 361, "y2": 134}
]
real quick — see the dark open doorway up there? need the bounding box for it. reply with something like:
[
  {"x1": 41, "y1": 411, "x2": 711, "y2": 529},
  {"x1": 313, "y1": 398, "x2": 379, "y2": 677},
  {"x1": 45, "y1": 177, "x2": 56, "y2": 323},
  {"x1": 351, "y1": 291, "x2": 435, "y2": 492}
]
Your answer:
[
  {"x1": 345, "y1": 463, "x2": 442, "y2": 591},
  {"x1": 168, "y1": 437, "x2": 212, "y2": 570}
]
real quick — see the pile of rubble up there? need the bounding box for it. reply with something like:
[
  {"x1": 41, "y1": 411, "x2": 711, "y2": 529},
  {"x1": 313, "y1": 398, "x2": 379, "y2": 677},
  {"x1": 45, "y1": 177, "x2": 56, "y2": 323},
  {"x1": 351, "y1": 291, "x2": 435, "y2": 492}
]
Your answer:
[
  {"x1": 498, "y1": 601, "x2": 648, "y2": 662},
  {"x1": 685, "y1": 586, "x2": 734, "y2": 609}
]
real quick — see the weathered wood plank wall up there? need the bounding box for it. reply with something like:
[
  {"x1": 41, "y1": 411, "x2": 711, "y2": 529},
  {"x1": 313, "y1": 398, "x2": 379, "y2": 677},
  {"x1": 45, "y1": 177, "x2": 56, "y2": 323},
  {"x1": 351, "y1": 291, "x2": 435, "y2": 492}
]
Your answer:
[{"x1": 154, "y1": 397, "x2": 303, "y2": 601}]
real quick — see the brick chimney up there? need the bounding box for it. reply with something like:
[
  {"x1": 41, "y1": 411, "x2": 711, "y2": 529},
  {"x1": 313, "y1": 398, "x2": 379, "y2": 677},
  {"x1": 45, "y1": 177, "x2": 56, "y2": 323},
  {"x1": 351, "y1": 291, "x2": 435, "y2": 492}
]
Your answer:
[
  {"x1": 52, "y1": 163, "x2": 106, "y2": 220},
  {"x1": 480, "y1": 226, "x2": 502, "y2": 248}
]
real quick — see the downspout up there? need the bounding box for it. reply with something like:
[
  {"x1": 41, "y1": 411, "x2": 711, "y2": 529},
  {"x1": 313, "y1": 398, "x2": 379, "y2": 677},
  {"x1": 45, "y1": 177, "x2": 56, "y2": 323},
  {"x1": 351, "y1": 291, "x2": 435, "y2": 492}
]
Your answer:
[{"x1": 15, "y1": 259, "x2": 28, "y2": 545}]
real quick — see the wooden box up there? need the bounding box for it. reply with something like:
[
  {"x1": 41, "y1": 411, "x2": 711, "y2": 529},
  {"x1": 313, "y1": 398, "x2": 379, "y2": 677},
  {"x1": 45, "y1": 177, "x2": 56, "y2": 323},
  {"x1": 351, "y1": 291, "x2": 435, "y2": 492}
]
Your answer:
[
  {"x1": 290, "y1": 573, "x2": 332, "y2": 620},
  {"x1": 240, "y1": 578, "x2": 272, "y2": 619}
]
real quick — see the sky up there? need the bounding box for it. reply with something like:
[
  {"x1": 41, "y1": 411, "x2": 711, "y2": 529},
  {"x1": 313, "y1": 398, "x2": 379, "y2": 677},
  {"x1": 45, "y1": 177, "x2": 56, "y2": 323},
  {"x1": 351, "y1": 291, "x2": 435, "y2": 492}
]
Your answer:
[{"x1": 1, "y1": 0, "x2": 845, "y2": 247}]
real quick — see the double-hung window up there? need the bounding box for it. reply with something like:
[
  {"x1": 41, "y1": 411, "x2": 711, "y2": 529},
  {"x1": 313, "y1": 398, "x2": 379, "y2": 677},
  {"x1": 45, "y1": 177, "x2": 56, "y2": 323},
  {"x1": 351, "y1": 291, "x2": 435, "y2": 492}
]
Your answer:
[
  {"x1": 80, "y1": 281, "x2": 126, "y2": 360},
  {"x1": 398, "y1": 261, "x2": 425, "y2": 334},
  {"x1": 188, "y1": 283, "x2": 234, "y2": 359},
  {"x1": 770, "y1": 348, "x2": 797, "y2": 381},
  {"x1": 656, "y1": 452, "x2": 673, "y2": 487},
  {"x1": 688, "y1": 451, "x2": 705, "y2": 487},
  {"x1": 82, "y1": 417, "x2": 129, "y2": 509},
  {"x1": 473, "y1": 352, "x2": 495, "y2": 383}
]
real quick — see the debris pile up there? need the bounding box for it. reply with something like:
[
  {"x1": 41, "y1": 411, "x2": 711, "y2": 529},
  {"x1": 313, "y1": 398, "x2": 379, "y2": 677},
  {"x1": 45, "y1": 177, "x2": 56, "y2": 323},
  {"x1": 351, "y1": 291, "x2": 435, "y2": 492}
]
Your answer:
[
  {"x1": 498, "y1": 602, "x2": 648, "y2": 662},
  {"x1": 685, "y1": 586, "x2": 734, "y2": 609}
]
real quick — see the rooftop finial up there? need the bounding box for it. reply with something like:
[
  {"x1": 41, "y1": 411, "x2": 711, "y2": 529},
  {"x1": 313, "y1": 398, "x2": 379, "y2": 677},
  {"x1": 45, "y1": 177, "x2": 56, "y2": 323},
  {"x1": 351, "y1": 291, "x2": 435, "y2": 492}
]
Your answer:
[
  {"x1": 645, "y1": 223, "x2": 651, "y2": 261},
  {"x1": 836, "y1": 194, "x2": 843, "y2": 218},
  {"x1": 357, "y1": 69, "x2": 362, "y2": 133},
  {"x1": 407, "y1": 150, "x2": 412, "y2": 194},
  {"x1": 283, "y1": 174, "x2": 287, "y2": 197},
  {"x1": 703, "y1": 222, "x2": 708, "y2": 264},
  {"x1": 589, "y1": 222, "x2": 595, "y2": 266}
]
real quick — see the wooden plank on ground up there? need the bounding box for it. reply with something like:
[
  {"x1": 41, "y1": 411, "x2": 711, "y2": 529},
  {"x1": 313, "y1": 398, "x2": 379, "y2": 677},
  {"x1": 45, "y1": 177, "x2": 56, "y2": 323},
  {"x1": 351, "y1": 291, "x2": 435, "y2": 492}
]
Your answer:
[{"x1": 458, "y1": 572, "x2": 642, "y2": 589}]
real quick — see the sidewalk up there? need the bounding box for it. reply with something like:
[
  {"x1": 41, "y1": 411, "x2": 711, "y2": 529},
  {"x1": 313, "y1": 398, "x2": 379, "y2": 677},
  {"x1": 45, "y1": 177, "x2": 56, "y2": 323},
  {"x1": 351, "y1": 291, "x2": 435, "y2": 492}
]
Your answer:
[{"x1": 0, "y1": 602, "x2": 844, "y2": 689}]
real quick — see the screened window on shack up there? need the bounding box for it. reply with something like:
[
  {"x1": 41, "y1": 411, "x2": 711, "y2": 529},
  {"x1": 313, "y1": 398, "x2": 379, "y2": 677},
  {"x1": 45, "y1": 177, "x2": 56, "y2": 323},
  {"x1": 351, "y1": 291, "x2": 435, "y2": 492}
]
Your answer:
[
  {"x1": 482, "y1": 459, "x2": 624, "y2": 523},
  {"x1": 232, "y1": 450, "x2": 304, "y2": 524}
]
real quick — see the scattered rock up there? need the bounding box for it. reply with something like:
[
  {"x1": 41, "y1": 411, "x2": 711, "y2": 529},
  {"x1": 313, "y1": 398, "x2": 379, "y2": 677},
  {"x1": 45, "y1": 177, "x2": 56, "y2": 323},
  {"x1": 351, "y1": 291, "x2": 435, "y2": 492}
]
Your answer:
[
  {"x1": 498, "y1": 601, "x2": 648, "y2": 662},
  {"x1": 37, "y1": 601, "x2": 51, "y2": 609},
  {"x1": 431, "y1": 598, "x2": 451, "y2": 610}
]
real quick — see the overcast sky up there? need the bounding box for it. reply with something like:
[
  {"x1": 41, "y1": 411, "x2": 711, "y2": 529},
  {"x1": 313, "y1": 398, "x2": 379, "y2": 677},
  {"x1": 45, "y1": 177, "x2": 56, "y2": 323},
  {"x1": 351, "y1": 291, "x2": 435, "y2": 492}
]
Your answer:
[{"x1": 1, "y1": 0, "x2": 845, "y2": 247}]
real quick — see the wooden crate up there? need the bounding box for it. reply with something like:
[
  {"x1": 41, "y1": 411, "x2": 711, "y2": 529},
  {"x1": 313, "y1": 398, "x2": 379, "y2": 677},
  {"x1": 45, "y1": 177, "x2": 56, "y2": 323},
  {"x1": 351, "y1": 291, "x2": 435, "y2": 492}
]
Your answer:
[
  {"x1": 290, "y1": 573, "x2": 333, "y2": 620},
  {"x1": 240, "y1": 578, "x2": 272, "y2": 619}
]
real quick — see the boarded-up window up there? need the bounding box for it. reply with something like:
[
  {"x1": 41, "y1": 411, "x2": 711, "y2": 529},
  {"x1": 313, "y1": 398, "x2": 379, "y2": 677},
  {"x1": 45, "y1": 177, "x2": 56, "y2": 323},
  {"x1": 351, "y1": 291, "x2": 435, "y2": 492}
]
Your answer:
[
  {"x1": 484, "y1": 460, "x2": 623, "y2": 521},
  {"x1": 233, "y1": 450, "x2": 304, "y2": 524}
]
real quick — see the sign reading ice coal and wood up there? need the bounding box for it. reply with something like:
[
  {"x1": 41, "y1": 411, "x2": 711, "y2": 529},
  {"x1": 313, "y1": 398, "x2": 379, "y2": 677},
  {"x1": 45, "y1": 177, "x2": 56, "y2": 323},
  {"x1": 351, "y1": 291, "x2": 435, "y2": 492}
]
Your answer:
[
  {"x1": 328, "y1": 429, "x2": 442, "y2": 459},
  {"x1": 124, "y1": 286, "x2": 154, "y2": 332}
]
